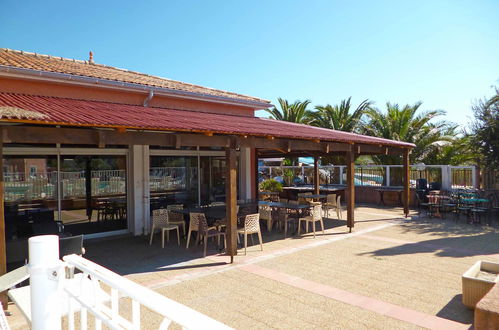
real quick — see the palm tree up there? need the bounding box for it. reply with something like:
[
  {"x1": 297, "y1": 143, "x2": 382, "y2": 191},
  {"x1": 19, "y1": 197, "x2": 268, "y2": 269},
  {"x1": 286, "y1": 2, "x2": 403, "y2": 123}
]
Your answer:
[
  {"x1": 265, "y1": 98, "x2": 312, "y2": 124},
  {"x1": 363, "y1": 102, "x2": 452, "y2": 164},
  {"x1": 310, "y1": 97, "x2": 371, "y2": 132}
]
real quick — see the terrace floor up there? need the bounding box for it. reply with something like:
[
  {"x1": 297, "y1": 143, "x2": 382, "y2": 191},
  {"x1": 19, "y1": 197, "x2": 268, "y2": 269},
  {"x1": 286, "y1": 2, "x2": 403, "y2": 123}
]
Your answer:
[{"x1": 6, "y1": 205, "x2": 499, "y2": 329}]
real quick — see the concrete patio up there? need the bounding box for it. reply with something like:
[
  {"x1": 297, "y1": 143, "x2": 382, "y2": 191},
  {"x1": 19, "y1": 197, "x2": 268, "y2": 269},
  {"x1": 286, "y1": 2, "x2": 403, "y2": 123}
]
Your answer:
[{"x1": 6, "y1": 205, "x2": 499, "y2": 329}]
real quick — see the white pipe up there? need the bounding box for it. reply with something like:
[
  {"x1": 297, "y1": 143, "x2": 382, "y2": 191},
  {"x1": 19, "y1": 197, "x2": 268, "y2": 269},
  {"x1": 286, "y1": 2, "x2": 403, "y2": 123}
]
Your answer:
[{"x1": 29, "y1": 235, "x2": 62, "y2": 330}]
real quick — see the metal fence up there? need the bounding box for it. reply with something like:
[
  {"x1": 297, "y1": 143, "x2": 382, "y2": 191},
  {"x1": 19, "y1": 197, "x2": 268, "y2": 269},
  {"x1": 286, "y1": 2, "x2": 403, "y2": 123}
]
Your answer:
[{"x1": 259, "y1": 165, "x2": 476, "y2": 189}]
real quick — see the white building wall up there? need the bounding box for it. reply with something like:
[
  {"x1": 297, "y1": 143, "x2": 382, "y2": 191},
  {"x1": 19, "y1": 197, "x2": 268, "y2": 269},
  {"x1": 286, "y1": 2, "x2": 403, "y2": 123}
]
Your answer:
[
  {"x1": 239, "y1": 147, "x2": 252, "y2": 200},
  {"x1": 130, "y1": 145, "x2": 150, "y2": 236}
]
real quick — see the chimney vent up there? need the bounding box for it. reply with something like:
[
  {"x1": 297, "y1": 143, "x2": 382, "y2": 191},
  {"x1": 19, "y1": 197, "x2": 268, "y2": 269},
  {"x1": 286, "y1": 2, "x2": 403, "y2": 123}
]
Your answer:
[{"x1": 89, "y1": 51, "x2": 94, "y2": 64}]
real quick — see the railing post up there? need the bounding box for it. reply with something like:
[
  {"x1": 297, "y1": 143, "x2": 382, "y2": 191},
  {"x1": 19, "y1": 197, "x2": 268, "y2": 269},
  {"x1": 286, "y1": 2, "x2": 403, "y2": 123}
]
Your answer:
[
  {"x1": 386, "y1": 166, "x2": 390, "y2": 187},
  {"x1": 29, "y1": 235, "x2": 63, "y2": 330}
]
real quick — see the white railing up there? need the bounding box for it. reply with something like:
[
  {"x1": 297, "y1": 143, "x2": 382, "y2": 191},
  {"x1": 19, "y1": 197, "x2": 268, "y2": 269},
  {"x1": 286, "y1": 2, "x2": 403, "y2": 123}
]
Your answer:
[
  {"x1": 24, "y1": 236, "x2": 231, "y2": 330},
  {"x1": 3, "y1": 170, "x2": 127, "y2": 201},
  {"x1": 259, "y1": 164, "x2": 476, "y2": 189}
]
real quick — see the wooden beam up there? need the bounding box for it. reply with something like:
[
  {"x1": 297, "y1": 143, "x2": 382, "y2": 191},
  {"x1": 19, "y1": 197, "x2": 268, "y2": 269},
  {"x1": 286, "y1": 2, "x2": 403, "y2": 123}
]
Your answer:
[
  {"x1": 313, "y1": 156, "x2": 320, "y2": 195},
  {"x1": 0, "y1": 128, "x2": 7, "y2": 309},
  {"x1": 97, "y1": 130, "x2": 105, "y2": 148},
  {"x1": 0, "y1": 126, "x2": 410, "y2": 155},
  {"x1": 346, "y1": 148, "x2": 355, "y2": 232},
  {"x1": 225, "y1": 147, "x2": 238, "y2": 263},
  {"x1": 403, "y1": 149, "x2": 410, "y2": 217},
  {"x1": 174, "y1": 134, "x2": 181, "y2": 149}
]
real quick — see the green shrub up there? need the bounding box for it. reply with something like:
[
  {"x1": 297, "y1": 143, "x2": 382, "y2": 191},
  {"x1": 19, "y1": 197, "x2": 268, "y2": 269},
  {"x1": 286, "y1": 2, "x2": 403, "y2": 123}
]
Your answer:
[{"x1": 259, "y1": 179, "x2": 283, "y2": 192}]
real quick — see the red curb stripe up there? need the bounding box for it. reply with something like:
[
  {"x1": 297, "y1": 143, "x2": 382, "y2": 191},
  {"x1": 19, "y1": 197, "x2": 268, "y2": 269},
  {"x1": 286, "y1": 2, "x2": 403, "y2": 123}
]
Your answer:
[{"x1": 240, "y1": 264, "x2": 469, "y2": 330}]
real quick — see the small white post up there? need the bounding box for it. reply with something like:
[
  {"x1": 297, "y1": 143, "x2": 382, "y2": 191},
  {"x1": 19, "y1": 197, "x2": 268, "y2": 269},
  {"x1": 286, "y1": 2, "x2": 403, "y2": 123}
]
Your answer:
[
  {"x1": 471, "y1": 166, "x2": 477, "y2": 189},
  {"x1": 29, "y1": 235, "x2": 62, "y2": 330},
  {"x1": 339, "y1": 166, "x2": 344, "y2": 185},
  {"x1": 386, "y1": 166, "x2": 391, "y2": 187}
]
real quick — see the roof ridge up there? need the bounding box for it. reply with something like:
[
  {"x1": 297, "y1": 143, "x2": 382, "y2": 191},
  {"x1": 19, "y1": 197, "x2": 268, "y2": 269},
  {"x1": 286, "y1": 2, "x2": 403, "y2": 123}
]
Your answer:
[{"x1": 0, "y1": 48, "x2": 270, "y2": 103}]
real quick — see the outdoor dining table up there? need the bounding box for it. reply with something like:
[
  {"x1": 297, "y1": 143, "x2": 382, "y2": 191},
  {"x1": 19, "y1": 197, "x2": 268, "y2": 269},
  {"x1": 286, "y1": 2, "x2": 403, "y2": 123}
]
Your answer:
[
  {"x1": 302, "y1": 194, "x2": 326, "y2": 202},
  {"x1": 375, "y1": 187, "x2": 404, "y2": 206},
  {"x1": 171, "y1": 202, "x2": 259, "y2": 226},
  {"x1": 426, "y1": 194, "x2": 451, "y2": 218},
  {"x1": 461, "y1": 198, "x2": 489, "y2": 223}
]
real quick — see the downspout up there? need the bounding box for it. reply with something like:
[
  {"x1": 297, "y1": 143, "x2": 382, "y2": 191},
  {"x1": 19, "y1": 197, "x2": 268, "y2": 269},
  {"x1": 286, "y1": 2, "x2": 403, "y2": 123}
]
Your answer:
[{"x1": 143, "y1": 90, "x2": 154, "y2": 107}]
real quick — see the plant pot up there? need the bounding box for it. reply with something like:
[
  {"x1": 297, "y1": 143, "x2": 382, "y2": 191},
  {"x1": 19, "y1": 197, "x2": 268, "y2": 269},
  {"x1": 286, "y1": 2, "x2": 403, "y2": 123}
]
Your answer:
[{"x1": 462, "y1": 260, "x2": 499, "y2": 309}]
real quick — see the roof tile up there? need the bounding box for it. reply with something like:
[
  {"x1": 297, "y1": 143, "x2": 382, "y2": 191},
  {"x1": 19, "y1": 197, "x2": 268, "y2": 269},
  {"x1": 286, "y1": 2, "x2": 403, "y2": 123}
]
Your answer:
[
  {"x1": 0, "y1": 48, "x2": 270, "y2": 105},
  {"x1": 0, "y1": 93, "x2": 414, "y2": 148}
]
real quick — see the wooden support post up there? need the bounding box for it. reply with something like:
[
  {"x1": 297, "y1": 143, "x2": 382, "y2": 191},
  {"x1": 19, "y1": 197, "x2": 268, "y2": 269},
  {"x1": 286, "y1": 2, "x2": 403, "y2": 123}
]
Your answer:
[
  {"x1": 225, "y1": 147, "x2": 237, "y2": 263},
  {"x1": 346, "y1": 149, "x2": 355, "y2": 233},
  {"x1": 403, "y1": 149, "x2": 410, "y2": 218},
  {"x1": 0, "y1": 129, "x2": 7, "y2": 309},
  {"x1": 313, "y1": 156, "x2": 320, "y2": 195}
]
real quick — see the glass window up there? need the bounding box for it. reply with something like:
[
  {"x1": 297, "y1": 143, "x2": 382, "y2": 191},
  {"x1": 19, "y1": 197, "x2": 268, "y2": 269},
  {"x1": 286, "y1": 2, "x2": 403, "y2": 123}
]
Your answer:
[
  {"x1": 200, "y1": 156, "x2": 226, "y2": 204},
  {"x1": 3, "y1": 156, "x2": 59, "y2": 267},
  {"x1": 150, "y1": 156, "x2": 199, "y2": 208}
]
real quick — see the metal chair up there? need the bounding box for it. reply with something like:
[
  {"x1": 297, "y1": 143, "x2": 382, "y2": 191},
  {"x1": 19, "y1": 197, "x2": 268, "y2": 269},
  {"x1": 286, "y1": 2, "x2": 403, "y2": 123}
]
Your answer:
[{"x1": 59, "y1": 235, "x2": 85, "y2": 258}]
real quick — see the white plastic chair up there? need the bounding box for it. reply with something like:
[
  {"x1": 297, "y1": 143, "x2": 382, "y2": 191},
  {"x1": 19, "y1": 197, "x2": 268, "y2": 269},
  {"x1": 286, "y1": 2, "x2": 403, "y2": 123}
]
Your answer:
[
  {"x1": 237, "y1": 213, "x2": 263, "y2": 255},
  {"x1": 298, "y1": 203, "x2": 324, "y2": 238},
  {"x1": 323, "y1": 194, "x2": 342, "y2": 219},
  {"x1": 166, "y1": 204, "x2": 186, "y2": 235},
  {"x1": 149, "y1": 209, "x2": 180, "y2": 248}
]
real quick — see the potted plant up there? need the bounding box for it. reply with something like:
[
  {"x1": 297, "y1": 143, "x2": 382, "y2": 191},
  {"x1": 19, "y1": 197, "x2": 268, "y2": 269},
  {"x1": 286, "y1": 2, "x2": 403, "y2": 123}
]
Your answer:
[{"x1": 259, "y1": 179, "x2": 283, "y2": 193}]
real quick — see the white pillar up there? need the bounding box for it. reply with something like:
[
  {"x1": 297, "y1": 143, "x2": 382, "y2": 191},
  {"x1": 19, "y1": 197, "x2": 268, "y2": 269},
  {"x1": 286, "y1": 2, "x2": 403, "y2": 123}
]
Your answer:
[
  {"x1": 239, "y1": 147, "x2": 252, "y2": 200},
  {"x1": 29, "y1": 235, "x2": 62, "y2": 330},
  {"x1": 339, "y1": 166, "x2": 344, "y2": 185},
  {"x1": 130, "y1": 145, "x2": 150, "y2": 235},
  {"x1": 471, "y1": 166, "x2": 477, "y2": 189},
  {"x1": 441, "y1": 165, "x2": 451, "y2": 190}
]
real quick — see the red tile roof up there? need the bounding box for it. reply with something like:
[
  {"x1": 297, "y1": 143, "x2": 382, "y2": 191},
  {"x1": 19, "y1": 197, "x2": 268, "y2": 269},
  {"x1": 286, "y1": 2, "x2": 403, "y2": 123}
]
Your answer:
[
  {"x1": 0, "y1": 93, "x2": 415, "y2": 148},
  {"x1": 0, "y1": 48, "x2": 270, "y2": 106}
]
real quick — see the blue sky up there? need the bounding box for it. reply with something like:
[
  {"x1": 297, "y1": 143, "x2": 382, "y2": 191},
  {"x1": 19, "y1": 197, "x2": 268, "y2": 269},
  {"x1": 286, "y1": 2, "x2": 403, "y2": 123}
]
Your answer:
[{"x1": 1, "y1": 0, "x2": 498, "y2": 126}]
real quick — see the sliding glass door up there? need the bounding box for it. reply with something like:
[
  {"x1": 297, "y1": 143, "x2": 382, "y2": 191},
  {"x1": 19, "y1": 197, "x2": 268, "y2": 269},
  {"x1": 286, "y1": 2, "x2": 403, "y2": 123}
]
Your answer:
[{"x1": 59, "y1": 155, "x2": 127, "y2": 235}]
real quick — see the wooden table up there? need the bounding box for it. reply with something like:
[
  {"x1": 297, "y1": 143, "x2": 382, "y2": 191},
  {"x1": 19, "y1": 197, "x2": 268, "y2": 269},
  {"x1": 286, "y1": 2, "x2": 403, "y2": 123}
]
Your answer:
[
  {"x1": 375, "y1": 187, "x2": 404, "y2": 206},
  {"x1": 303, "y1": 194, "x2": 327, "y2": 202},
  {"x1": 282, "y1": 186, "x2": 345, "y2": 200}
]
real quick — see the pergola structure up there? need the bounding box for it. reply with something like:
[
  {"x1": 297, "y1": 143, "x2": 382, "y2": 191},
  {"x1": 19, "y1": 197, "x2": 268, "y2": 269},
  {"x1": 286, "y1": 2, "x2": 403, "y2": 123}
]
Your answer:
[
  {"x1": 0, "y1": 49, "x2": 415, "y2": 313},
  {"x1": 0, "y1": 93, "x2": 415, "y2": 267}
]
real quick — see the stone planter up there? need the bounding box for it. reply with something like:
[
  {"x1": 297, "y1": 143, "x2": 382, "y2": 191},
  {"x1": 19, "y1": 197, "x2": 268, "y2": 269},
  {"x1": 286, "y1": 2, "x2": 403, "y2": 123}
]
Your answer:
[{"x1": 462, "y1": 260, "x2": 499, "y2": 309}]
